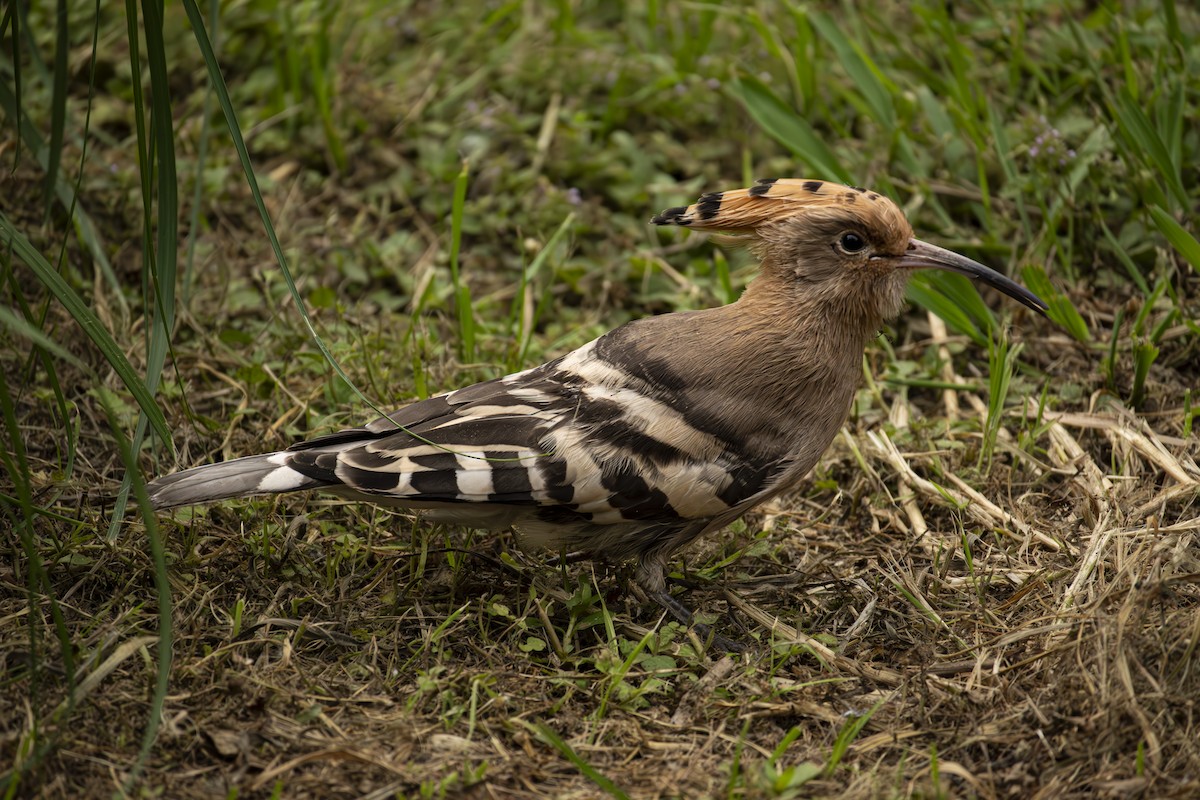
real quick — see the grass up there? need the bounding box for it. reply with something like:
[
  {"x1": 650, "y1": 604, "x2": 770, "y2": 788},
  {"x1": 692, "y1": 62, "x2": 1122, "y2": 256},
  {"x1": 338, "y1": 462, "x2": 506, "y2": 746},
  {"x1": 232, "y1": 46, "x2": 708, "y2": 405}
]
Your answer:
[{"x1": 2, "y1": 1, "x2": 1200, "y2": 797}]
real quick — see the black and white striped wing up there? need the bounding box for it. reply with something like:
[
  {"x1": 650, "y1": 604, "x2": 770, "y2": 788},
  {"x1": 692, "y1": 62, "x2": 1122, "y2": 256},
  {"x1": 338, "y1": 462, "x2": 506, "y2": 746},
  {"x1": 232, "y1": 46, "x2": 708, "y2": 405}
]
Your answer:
[
  {"x1": 149, "y1": 325, "x2": 791, "y2": 555},
  {"x1": 282, "y1": 337, "x2": 784, "y2": 529},
  {"x1": 280, "y1": 370, "x2": 566, "y2": 509}
]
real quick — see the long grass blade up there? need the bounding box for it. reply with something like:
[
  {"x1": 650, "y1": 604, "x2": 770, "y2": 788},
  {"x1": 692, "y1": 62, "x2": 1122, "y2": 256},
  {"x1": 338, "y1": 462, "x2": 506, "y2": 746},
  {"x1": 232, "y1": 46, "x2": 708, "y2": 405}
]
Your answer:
[
  {"x1": 1111, "y1": 87, "x2": 1188, "y2": 208},
  {"x1": 0, "y1": 306, "x2": 88, "y2": 370},
  {"x1": 183, "y1": 0, "x2": 222, "y2": 309},
  {"x1": 42, "y1": 0, "x2": 69, "y2": 215},
  {"x1": 905, "y1": 273, "x2": 986, "y2": 346},
  {"x1": 527, "y1": 722, "x2": 631, "y2": 800},
  {"x1": 1148, "y1": 205, "x2": 1200, "y2": 273},
  {"x1": 101, "y1": 391, "x2": 173, "y2": 798},
  {"x1": 448, "y1": 162, "x2": 475, "y2": 362},
  {"x1": 0, "y1": 214, "x2": 173, "y2": 446},
  {"x1": 1020, "y1": 265, "x2": 1090, "y2": 342},
  {"x1": 728, "y1": 75, "x2": 852, "y2": 183},
  {"x1": 808, "y1": 11, "x2": 895, "y2": 130},
  {"x1": 515, "y1": 213, "x2": 574, "y2": 367},
  {"x1": 107, "y1": 0, "x2": 181, "y2": 540}
]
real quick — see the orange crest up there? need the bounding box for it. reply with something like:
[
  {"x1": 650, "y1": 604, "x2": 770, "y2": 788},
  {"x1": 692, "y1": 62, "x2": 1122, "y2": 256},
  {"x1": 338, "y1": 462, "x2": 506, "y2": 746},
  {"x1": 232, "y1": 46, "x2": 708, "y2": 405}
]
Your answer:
[{"x1": 651, "y1": 178, "x2": 892, "y2": 233}]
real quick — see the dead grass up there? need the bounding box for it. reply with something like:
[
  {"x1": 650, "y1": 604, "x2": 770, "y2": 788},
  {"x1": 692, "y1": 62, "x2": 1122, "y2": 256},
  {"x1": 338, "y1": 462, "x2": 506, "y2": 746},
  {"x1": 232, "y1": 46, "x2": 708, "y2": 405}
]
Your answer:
[
  {"x1": 4, "y1": 3, "x2": 1200, "y2": 797},
  {"x1": 5, "y1": 172, "x2": 1198, "y2": 795}
]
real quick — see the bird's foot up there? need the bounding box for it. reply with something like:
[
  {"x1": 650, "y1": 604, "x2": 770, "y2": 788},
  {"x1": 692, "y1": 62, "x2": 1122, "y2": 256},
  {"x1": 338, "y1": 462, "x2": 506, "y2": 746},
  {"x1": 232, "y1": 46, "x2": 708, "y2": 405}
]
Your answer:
[{"x1": 649, "y1": 589, "x2": 747, "y2": 653}]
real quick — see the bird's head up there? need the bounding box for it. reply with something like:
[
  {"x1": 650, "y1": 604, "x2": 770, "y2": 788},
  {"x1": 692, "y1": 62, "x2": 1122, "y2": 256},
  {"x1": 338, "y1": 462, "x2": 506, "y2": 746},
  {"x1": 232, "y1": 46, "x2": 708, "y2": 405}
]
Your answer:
[{"x1": 653, "y1": 178, "x2": 1047, "y2": 324}]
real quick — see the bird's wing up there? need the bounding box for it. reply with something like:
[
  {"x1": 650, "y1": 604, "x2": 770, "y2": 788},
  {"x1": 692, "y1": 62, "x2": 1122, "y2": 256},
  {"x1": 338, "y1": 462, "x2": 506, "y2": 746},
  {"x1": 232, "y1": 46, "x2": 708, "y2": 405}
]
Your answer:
[
  {"x1": 281, "y1": 368, "x2": 566, "y2": 506},
  {"x1": 280, "y1": 334, "x2": 788, "y2": 528}
]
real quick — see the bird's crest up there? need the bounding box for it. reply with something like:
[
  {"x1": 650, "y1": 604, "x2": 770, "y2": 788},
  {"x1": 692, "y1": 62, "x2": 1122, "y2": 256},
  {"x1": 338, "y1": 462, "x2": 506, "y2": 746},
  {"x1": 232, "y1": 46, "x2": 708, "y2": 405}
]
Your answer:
[{"x1": 651, "y1": 178, "x2": 891, "y2": 232}]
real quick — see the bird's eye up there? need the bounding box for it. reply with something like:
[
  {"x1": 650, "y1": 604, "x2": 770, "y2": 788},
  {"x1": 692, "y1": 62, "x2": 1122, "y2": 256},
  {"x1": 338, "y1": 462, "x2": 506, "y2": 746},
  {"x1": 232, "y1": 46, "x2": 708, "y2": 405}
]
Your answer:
[{"x1": 838, "y1": 232, "x2": 867, "y2": 254}]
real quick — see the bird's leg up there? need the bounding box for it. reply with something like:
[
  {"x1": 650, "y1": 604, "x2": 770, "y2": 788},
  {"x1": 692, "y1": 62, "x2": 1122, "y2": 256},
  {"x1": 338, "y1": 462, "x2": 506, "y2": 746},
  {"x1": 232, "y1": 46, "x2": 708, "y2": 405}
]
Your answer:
[
  {"x1": 648, "y1": 589, "x2": 747, "y2": 653},
  {"x1": 637, "y1": 560, "x2": 746, "y2": 653},
  {"x1": 541, "y1": 549, "x2": 591, "y2": 569}
]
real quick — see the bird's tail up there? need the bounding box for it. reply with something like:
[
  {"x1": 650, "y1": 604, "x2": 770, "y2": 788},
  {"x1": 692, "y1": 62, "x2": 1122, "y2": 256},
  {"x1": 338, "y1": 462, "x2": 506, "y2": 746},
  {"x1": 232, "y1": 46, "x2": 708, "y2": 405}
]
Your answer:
[{"x1": 147, "y1": 452, "x2": 327, "y2": 510}]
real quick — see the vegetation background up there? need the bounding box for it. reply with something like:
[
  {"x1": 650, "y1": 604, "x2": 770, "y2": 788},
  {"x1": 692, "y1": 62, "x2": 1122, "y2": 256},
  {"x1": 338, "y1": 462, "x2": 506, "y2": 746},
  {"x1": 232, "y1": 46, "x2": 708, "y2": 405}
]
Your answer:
[{"x1": 2, "y1": 0, "x2": 1198, "y2": 797}]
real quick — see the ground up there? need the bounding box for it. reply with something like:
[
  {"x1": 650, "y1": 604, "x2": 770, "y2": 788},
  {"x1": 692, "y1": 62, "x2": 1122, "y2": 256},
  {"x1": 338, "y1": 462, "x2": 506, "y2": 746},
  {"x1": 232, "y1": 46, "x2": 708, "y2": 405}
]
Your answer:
[{"x1": 2, "y1": 2, "x2": 1199, "y2": 798}]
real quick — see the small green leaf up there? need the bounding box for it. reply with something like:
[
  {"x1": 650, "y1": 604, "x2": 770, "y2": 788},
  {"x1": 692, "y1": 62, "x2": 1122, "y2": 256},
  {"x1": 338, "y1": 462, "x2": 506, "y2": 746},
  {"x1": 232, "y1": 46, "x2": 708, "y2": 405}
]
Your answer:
[
  {"x1": 308, "y1": 285, "x2": 337, "y2": 309},
  {"x1": 519, "y1": 636, "x2": 547, "y2": 653},
  {"x1": 775, "y1": 761, "x2": 822, "y2": 790},
  {"x1": 639, "y1": 654, "x2": 676, "y2": 672}
]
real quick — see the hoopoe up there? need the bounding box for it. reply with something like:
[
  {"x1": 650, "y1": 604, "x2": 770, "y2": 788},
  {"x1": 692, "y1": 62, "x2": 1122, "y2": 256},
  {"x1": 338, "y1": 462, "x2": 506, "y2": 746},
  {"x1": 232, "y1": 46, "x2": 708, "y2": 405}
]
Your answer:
[{"x1": 149, "y1": 178, "x2": 1046, "y2": 645}]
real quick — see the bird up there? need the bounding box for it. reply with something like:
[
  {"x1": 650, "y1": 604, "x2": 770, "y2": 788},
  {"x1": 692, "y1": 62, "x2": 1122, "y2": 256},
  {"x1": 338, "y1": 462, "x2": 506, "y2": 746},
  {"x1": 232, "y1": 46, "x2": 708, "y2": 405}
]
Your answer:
[{"x1": 148, "y1": 178, "x2": 1047, "y2": 646}]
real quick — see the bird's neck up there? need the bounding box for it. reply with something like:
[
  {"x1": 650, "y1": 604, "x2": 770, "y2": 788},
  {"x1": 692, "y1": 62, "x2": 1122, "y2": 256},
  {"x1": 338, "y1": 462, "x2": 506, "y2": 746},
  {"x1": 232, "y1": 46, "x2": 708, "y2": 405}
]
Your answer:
[
  {"x1": 715, "y1": 279, "x2": 874, "y2": 408},
  {"x1": 735, "y1": 273, "x2": 890, "y2": 343},
  {"x1": 688, "y1": 276, "x2": 880, "y2": 482},
  {"x1": 609, "y1": 277, "x2": 879, "y2": 467}
]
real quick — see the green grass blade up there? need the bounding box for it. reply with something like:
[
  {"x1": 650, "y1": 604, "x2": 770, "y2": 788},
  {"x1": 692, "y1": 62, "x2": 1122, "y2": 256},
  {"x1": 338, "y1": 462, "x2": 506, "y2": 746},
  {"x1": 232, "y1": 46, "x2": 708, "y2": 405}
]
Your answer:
[
  {"x1": 1020, "y1": 265, "x2": 1090, "y2": 342},
  {"x1": 905, "y1": 276, "x2": 985, "y2": 346},
  {"x1": 0, "y1": 213, "x2": 173, "y2": 446},
  {"x1": 825, "y1": 699, "x2": 883, "y2": 775},
  {"x1": 142, "y1": 0, "x2": 180, "y2": 381},
  {"x1": 515, "y1": 212, "x2": 575, "y2": 367},
  {"x1": 785, "y1": 9, "x2": 816, "y2": 112},
  {"x1": 5, "y1": 270, "x2": 79, "y2": 479},
  {"x1": 1148, "y1": 205, "x2": 1200, "y2": 273},
  {"x1": 2, "y1": 1, "x2": 20, "y2": 178},
  {"x1": 0, "y1": 79, "x2": 126, "y2": 319},
  {"x1": 727, "y1": 75, "x2": 852, "y2": 183},
  {"x1": 527, "y1": 722, "x2": 631, "y2": 800},
  {"x1": 0, "y1": 305, "x2": 88, "y2": 370},
  {"x1": 123, "y1": 0, "x2": 152, "y2": 264},
  {"x1": 906, "y1": 269, "x2": 1005, "y2": 345},
  {"x1": 808, "y1": 11, "x2": 895, "y2": 129},
  {"x1": 42, "y1": 0, "x2": 69, "y2": 215},
  {"x1": 311, "y1": 5, "x2": 346, "y2": 172},
  {"x1": 981, "y1": 331, "x2": 1021, "y2": 468},
  {"x1": 108, "y1": 0, "x2": 181, "y2": 539},
  {"x1": 1130, "y1": 341, "x2": 1159, "y2": 410},
  {"x1": 1112, "y1": 87, "x2": 1188, "y2": 208},
  {"x1": 448, "y1": 162, "x2": 475, "y2": 362},
  {"x1": 927, "y1": 270, "x2": 997, "y2": 331},
  {"x1": 183, "y1": 0, "x2": 222, "y2": 309},
  {"x1": 1098, "y1": 218, "x2": 1150, "y2": 296},
  {"x1": 101, "y1": 391, "x2": 173, "y2": 798}
]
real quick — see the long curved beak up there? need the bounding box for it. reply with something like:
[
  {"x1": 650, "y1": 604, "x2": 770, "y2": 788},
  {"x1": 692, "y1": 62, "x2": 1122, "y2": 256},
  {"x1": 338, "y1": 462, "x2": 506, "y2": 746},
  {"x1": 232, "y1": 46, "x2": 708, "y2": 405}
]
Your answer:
[{"x1": 894, "y1": 239, "x2": 1048, "y2": 316}]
